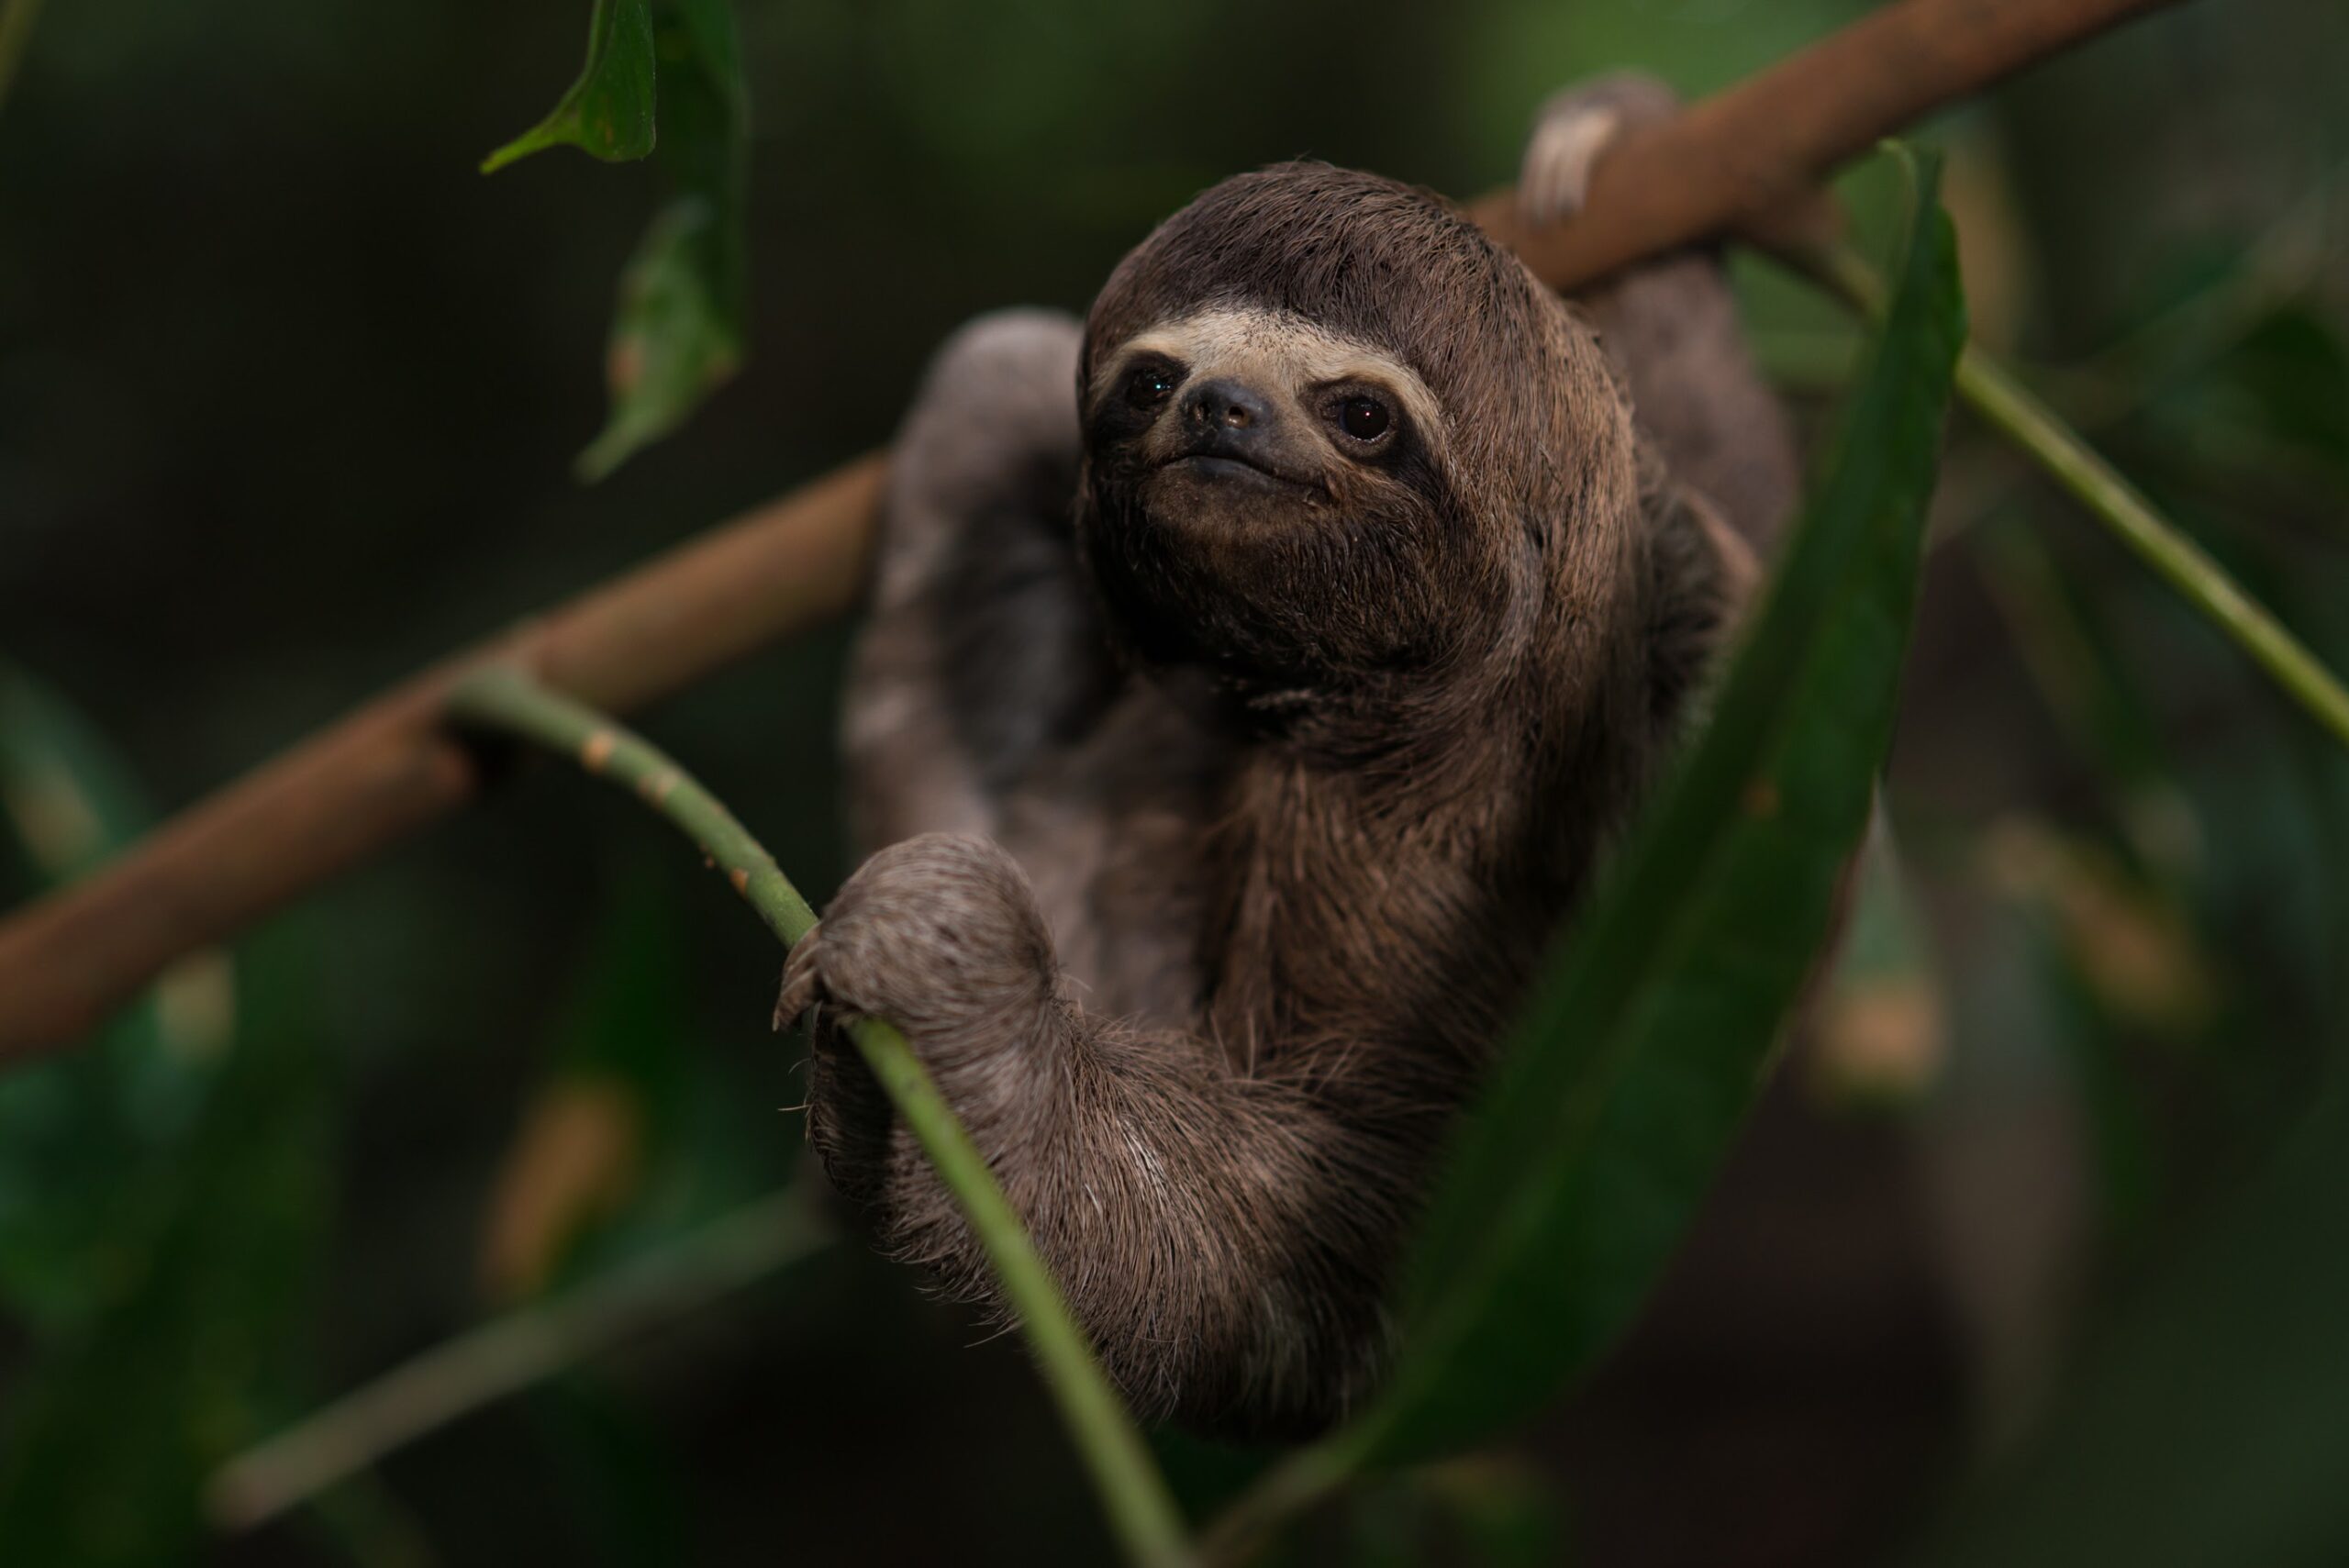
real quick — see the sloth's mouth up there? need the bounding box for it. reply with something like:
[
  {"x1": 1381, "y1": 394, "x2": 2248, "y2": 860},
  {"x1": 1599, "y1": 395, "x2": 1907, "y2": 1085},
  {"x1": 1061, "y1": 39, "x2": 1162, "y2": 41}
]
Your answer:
[{"x1": 1162, "y1": 450, "x2": 1325, "y2": 498}]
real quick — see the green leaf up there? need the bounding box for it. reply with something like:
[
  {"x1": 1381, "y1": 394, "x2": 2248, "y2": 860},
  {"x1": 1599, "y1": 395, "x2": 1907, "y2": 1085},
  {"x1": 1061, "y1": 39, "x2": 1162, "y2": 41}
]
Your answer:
[
  {"x1": 0, "y1": 938, "x2": 327, "y2": 1566},
  {"x1": 0, "y1": 663, "x2": 228, "y2": 1329},
  {"x1": 1809, "y1": 815, "x2": 1949, "y2": 1106},
  {"x1": 575, "y1": 0, "x2": 749, "y2": 479},
  {"x1": 1347, "y1": 147, "x2": 1965, "y2": 1465},
  {"x1": 576, "y1": 194, "x2": 745, "y2": 481},
  {"x1": 481, "y1": 0, "x2": 659, "y2": 173},
  {"x1": 0, "y1": 663, "x2": 147, "y2": 886}
]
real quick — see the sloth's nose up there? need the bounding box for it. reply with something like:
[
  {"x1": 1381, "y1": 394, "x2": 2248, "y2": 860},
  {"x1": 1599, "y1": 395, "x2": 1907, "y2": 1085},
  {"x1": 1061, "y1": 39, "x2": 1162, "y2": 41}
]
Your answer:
[{"x1": 1183, "y1": 378, "x2": 1272, "y2": 431}]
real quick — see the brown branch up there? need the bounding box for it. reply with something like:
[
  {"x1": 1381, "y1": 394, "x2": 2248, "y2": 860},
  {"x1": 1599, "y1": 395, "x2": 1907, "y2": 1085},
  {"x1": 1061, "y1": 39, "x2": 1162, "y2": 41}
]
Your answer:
[
  {"x1": 0, "y1": 456, "x2": 883, "y2": 1057},
  {"x1": 1464, "y1": 0, "x2": 2184, "y2": 281},
  {"x1": 0, "y1": 0, "x2": 2186, "y2": 1062}
]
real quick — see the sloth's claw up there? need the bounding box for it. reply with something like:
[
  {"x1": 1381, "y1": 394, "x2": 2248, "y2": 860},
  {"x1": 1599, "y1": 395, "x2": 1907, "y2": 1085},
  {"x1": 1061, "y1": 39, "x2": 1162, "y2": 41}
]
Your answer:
[
  {"x1": 773, "y1": 920, "x2": 826, "y2": 1030},
  {"x1": 1517, "y1": 73, "x2": 1680, "y2": 231},
  {"x1": 1518, "y1": 103, "x2": 1622, "y2": 228}
]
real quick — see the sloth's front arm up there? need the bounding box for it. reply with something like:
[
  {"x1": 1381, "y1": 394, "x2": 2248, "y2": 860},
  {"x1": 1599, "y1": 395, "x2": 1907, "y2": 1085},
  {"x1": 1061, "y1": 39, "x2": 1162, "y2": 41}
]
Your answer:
[{"x1": 776, "y1": 831, "x2": 1411, "y2": 1439}]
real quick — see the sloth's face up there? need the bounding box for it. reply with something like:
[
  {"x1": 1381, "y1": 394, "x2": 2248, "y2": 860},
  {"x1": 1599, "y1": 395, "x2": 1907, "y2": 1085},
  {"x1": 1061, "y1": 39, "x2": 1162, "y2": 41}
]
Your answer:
[{"x1": 1079, "y1": 304, "x2": 1492, "y2": 686}]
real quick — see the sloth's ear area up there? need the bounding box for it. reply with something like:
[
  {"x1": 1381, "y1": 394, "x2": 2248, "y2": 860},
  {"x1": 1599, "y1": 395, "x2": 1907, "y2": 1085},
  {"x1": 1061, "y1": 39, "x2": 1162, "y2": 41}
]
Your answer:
[{"x1": 1640, "y1": 461, "x2": 1760, "y2": 729}]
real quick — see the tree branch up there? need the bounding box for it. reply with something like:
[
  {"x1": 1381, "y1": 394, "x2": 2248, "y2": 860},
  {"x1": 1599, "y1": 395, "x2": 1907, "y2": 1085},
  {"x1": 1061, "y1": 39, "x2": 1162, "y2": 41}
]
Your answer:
[
  {"x1": 0, "y1": 454, "x2": 882, "y2": 1058},
  {"x1": 0, "y1": 0, "x2": 2186, "y2": 1060}
]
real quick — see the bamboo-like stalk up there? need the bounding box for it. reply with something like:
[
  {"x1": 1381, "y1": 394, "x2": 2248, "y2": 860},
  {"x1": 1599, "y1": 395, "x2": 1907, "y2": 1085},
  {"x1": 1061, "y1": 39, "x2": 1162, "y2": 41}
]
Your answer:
[
  {"x1": 209, "y1": 1188, "x2": 831, "y2": 1531},
  {"x1": 1953, "y1": 353, "x2": 2349, "y2": 750},
  {"x1": 440, "y1": 665, "x2": 1193, "y2": 1568},
  {"x1": 1789, "y1": 238, "x2": 2349, "y2": 752}
]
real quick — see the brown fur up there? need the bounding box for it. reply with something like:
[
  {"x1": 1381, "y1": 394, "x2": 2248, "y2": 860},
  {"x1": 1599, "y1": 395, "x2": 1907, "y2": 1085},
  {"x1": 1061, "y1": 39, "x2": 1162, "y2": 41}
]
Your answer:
[{"x1": 781, "y1": 93, "x2": 1791, "y2": 1437}]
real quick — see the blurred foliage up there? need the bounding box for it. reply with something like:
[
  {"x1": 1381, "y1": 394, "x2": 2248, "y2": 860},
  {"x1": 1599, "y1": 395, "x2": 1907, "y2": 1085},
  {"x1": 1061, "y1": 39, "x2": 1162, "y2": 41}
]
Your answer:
[
  {"x1": 2, "y1": 0, "x2": 2347, "y2": 1562},
  {"x1": 0, "y1": 663, "x2": 228, "y2": 1328},
  {"x1": 0, "y1": 949, "x2": 327, "y2": 1567},
  {"x1": 490, "y1": 0, "x2": 750, "y2": 479},
  {"x1": 490, "y1": 861, "x2": 791, "y2": 1304},
  {"x1": 1811, "y1": 820, "x2": 1951, "y2": 1105},
  {"x1": 574, "y1": 0, "x2": 750, "y2": 480},
  {"x1": 0, "y1": 671, "x2": 327, "y2": 1566}
]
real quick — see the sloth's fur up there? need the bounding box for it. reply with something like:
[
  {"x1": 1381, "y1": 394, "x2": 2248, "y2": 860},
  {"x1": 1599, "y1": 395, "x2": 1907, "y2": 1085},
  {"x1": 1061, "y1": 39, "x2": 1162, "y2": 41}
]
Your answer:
[{"x1": 781, "y1": 144, "x2": 1794, "y2": 1436}]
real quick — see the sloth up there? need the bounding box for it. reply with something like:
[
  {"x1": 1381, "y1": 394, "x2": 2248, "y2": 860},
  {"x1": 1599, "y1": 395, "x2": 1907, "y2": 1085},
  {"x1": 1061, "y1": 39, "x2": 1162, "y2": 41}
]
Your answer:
[{"x1": 776, "y1": 78, "x2": 1797, "y2": 1439}]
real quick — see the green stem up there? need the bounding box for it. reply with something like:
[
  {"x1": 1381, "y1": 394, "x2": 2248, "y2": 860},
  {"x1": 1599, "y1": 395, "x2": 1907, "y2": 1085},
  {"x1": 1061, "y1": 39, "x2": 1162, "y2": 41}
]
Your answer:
[
  {"x1": 1953, "y1": 350, "x2": 2349, "y2": 750},
  {"x1": 443, "y1": 664, "x2": 1192, "y2": 1568},
  {"x1": 1196, "y1": 1440, "x2": 1359, "y2": 1567},
  {"x1": 1787, "y1": 238, "x2": 2349, "y2": 754},
  {"x1": 210, "y1": 1188, "x2": 830, "y2": 1531}
]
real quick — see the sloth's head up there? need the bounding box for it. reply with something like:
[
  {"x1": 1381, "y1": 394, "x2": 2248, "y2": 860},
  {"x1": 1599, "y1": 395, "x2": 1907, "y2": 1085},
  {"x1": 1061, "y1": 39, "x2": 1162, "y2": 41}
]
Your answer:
[{"x1": 1076, "y1": 161, "x2": 1706, "y2": 722}]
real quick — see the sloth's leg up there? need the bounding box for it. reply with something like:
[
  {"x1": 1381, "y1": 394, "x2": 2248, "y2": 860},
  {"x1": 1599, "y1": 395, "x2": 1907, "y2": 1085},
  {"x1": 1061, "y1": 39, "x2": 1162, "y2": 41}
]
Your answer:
[
  {"x1": 841, "y1": 309, "x2": 1115, "y2": 851},
  {"x1": 1522, "y1": 73, "x2": 1801, "y2": 550},
  {"x1": 777, "y1": 831, "x2": 1403, "y2": 1437}
]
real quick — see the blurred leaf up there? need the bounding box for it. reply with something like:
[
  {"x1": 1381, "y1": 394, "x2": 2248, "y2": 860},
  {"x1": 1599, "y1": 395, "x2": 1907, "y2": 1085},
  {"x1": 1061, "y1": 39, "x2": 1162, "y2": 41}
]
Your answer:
[
  {"x1": 1811, "y1": 814, "x2": 1949, "y2": 1105},
  {"x1": 0, "y1": 939, "x2": 328, "y2": 1566},
  {"x1": 577, "y1": 195, "x2": 745, "y2": 481},
  {"x1": 1415, "y1": 1458, "x2": 1567, "y2": 1567},
  {"x1": 0, "y1": 661, "x2": 150, "y2": 884},
  {"x1": 1983, "y1": 818, "x2": 2218, "y2": 1039},
  {"x1": 479, "y1": 872, "x2": 684, "y2": 1300},
  {"x1": 576, "y1": 0, "x2": 749, "y2": 480},
  {"x1": 1941, "y1": 134, "x2": 2035, "y2": 356},
  {"x1": 1906, "y1": 1055, "x2": 2349, "y2": 1568},
  {"x1": 481, "y1": 868, "x2": 785, "y2": 1302},
  {"x1": 1346, "y1": 149, "x2": 1964, "y2": 1465},
  {"x1": 481, "y1": 1074, "x2": 646, "y2": 1302},
  {"x1": 481, "y1": 0, "x2": 658, "y2": 173},
  {"x1": 0, "y1": 670, "x2": 322, "y2": 1562},
  {"x1": 1966, "y1": 512, "x2": 2203, "y2": 880},
  {"x1": 0, "y1": 662, "x2": 228, "y2": 1329}
]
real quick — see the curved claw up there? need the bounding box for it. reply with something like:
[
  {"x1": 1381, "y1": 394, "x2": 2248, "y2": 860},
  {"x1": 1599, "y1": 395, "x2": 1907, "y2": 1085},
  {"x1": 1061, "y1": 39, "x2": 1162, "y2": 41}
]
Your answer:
[
  {"x1": 773, "y1": 920, "x2": 825, "y2": 1031},
  {"x1": 1518, "y1": 103, "x2": 1622, "y2": 229}
]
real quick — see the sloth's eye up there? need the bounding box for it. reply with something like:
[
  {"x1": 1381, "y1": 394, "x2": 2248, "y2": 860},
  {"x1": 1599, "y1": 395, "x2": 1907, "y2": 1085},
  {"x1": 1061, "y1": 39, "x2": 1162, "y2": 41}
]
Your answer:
[
  {"x1": 1125, "y1": 361, "x2": 1180, "y2": 409},
  {"x1": 1337, "y1": 396, "x2": 1392, "y2": 442}
]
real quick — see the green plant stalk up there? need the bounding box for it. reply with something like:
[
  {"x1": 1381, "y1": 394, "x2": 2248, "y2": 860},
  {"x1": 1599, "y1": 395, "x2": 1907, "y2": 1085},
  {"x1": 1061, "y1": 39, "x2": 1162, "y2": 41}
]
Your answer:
[
  {"x1": 1954, "y1": 350, "x2": 2349, "y2": 751},
  {"x1": 1790, "y1": 237, "x2": 2349, "y2": 753},
  {"x1": 443, "y1": 664, "x2": 1190, "y2": 1568},
  {"x1": 209, "y1": 1188, "x2": 831, "y2": 1530},
  {"x1": 1197, "y1": 1440, "x2": 1360, "y2": 1567}
]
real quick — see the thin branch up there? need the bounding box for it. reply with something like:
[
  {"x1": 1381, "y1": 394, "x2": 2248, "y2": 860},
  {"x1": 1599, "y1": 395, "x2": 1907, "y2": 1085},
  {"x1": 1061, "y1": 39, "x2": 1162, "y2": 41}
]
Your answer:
[
  {"x1": 210, "y1": 1188, "x2": 831, "y2": 1533},
  {"x1": 0, "y1": 0, "x2": 2190, "y2": 1061},
  {"x1": 439, "y1": 665, "x2": 1193, "y2": 1568},
  {"x1": 1956, "y1": 352, "x2": 2349, "y2": 749},
  {"x1": 1197, "y1": 1442, "x2": 1361, "y2": 1568},
  {"x1": 1788, "y1": 238, "x2": 2349, "y2": 752}
]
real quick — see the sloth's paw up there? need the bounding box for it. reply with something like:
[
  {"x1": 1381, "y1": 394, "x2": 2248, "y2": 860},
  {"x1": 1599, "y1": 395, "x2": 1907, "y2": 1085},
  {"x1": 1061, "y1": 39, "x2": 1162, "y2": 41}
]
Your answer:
[
  {"x1": 776, "y1": 831, "x2": 1061, "y2": 1079},
  {"x1": 1518, "y1": 72, "x2": 1680, "y2": 229}
]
